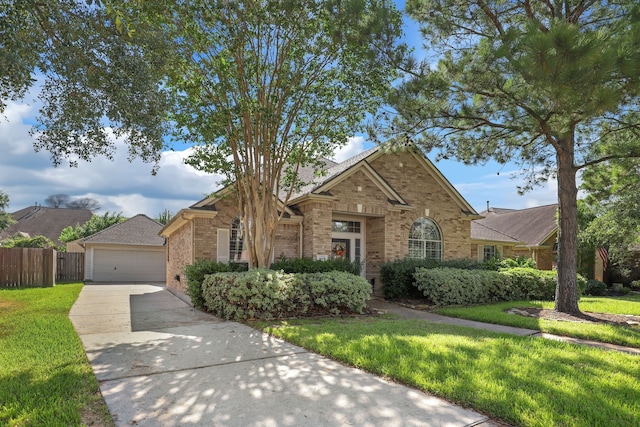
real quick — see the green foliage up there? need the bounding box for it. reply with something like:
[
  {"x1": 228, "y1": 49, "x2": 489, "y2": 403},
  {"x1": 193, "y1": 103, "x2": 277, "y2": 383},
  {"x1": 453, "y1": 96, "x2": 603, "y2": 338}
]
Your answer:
[
  {"x1": 379, "y1": 258, "x2": 441, "y2": 299},
  {"x1": 584, "y1": 279, "x2": 608, "y2": 296},
  {"x1": 183, "y1": 260, "x2": 248, "y2": 309},
  {"x1": 413, "y1": 268, "x2": 510, "y2": 306},
  {"x1": 155, "y1": 209, "x2": 174, "y2": 225},
  {"x1": 270, "y1": 256, "x2": 361, "y2": 275},
  {"x1": 380, "y1": 0, "x2": 640, "y2": 313},
  {"x1": 379, "y1": 257, "x2": 533, "y2": 299},
  {"x1": 1, "y1": 234, "x2": 57, "y2": 249},
  {"x1": 1, "y1": 1, "x2": 173, "y2": 173},
  {"x1": 0, "y1": 190, "x2": 14, "y2": 231},
  {"x1": 412, "y1": 266, "x2": 588, "y2": 305},
  {"x1": 630, "y1": 280, "x2": 640, "y2": 290},
  {"x1": 59, "y1": 211, "x2": 126, "y2": 243},
  {"x1": 498, "y1": 267, "x2": 562, "y2": 301},
  {"x1": 201, "y1": 270, "x2": 371, "y2": 320}
]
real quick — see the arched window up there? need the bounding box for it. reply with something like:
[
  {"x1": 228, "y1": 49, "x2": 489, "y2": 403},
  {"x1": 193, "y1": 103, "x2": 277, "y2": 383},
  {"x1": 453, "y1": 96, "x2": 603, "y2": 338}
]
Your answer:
[
  {"x1": 408, "y1": 217, "x2": 442, "y2": 260},
  {"x1": 230, "y1": 217, "x2": 245, "y2": 261}
]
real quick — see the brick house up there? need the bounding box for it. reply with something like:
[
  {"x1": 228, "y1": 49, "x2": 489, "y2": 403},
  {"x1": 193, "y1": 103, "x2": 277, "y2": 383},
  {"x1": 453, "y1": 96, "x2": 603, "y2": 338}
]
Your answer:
[
  {"x1": 160, "y1": 145, "x2": 482, "y2": 296},
  {"x1": 471, "y1": 204, "x2": 558, "y2": 270}
]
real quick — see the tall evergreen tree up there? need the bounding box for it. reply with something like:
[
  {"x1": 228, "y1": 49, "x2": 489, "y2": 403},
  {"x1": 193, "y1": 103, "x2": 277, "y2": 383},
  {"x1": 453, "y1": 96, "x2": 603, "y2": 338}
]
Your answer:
[{"x1": 381, "y1": 0, "x2": 640, "y2": 314}]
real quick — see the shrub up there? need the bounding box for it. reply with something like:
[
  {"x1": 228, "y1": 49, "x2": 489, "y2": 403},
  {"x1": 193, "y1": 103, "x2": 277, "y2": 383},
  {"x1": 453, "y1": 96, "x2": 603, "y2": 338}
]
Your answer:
[
  {"x1": 380, "y1": 258, "x2": 439, "y2": 299},
  {"x1": 498, "y1": 267, "x2": 558, "y2": 300},
  {"x1": 584, "y1": 279, "x2": 607, "y2": 296},
  {"x1": 630, "y1": 280, "x2": 640, "y2": 290},
  {"x1": 270, "y1": 256, "x2": 361, "y2": 275},
  {"x1": 183, "y1": 260, "x2": 248, "y2": 309},
  {"x1": 413, "y1": 267, "x2": 509, "y2": 306},
  {"x1": 202, "y1": 269, "x2": 371, "y2": 320}
]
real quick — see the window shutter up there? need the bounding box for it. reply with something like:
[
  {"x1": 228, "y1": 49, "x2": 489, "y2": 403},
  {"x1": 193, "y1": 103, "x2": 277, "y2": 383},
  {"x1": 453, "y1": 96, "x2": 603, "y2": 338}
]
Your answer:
[{"x1": 217, "y1": 229, "x2": 230, "y2": 263}]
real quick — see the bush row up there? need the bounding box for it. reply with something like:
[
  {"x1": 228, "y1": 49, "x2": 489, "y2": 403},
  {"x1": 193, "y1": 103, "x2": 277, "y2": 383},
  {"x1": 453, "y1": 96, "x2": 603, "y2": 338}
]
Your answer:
[
  {"x1": 270, "y1": 256, "x2": 361, "y2": 275},
  {"x1": 183, "y1": 260, "x2": 248, "y2": 309},
  {"x1": 202, "y1": 269, "x2": 371, "y2": 320},
  {"x1": 414, "y1": 267, "x2": 587, "y2": 306},
  {"x1": 379, "y1": 256, "x2": 536, "y2": 299}
]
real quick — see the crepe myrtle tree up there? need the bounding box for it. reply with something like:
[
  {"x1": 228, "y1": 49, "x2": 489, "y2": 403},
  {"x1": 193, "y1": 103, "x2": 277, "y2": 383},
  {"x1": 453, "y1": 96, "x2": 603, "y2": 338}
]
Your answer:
[
  {"x1": 157, "y1": 0, "x2": 405, "y2": 268},
  {"x1": 2, "y1": 0, "x2": 405, "y2": 269},
  {"x1": 377, "y1": 0, "x2": 640, "y2": 314}
]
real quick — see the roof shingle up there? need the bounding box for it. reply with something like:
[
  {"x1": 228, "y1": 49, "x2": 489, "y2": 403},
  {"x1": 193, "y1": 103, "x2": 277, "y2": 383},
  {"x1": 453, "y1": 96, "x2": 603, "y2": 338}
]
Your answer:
[{"x1": 81, "y1": 214, "x2": 165, "y2": 246}]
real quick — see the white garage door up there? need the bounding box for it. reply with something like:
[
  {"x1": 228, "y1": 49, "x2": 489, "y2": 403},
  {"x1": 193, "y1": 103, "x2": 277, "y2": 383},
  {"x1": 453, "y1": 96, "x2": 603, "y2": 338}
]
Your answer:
[{"x1": 93, "y1": 248, "x2": 166, "y2": 282}]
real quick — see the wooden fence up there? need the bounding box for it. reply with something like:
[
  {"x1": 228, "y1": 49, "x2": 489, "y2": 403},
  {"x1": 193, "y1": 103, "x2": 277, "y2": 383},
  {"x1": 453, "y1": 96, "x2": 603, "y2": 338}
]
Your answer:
[
  {"x1": 56, "y1": 251, "x2": 84, "y2": 282},
  {"x1": 0, "y1": 248, "x2": 56, "y2": 288}
]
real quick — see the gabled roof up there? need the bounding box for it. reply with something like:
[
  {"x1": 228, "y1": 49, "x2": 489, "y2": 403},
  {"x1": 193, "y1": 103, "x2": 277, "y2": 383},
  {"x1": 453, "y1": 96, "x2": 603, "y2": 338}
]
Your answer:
[
  {"x1": 81, "y1": 214, "x2": 165, "y2": 246},
  {"x1": 289, "y1": 145, "x2": 480, "y2": 217},
  {"x1": 472, "y1": 204, "x2": 558, "y2": 247},
  {"x1": 0, "y1": 206, "x2": 92, "y2": 246}
]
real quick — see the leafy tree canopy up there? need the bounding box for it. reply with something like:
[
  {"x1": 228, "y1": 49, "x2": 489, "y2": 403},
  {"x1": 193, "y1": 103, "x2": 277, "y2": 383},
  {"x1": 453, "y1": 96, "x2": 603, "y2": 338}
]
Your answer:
[
  {"x1": 151, "y1": 0, "x2": 404, "y2": 267},
  {"x1": 1, "y1": 0, "x2": 173, "y2": 173},
  {"x1": 155, "y1": 209, "x2": 174, "y2": 226},
  {"x1": 3, "y1": 0, "x2": 405, "y2": 268},
  {"x1": 1, "y1": 234, "x2": 57, "y2": 249},
  {"x1": 0, "y1": 190, "x2": 14, "y2": 231},
  {"x1": 380, "y1": 0, "x2": 640, "y2": 314},
  {"x1": 59, "y1": 211, "x2": 126, "y2": 243}
]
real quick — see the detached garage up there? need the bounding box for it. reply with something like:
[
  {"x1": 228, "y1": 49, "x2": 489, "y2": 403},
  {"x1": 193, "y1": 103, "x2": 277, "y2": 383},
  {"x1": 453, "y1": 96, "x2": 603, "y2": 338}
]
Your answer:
[{"x1": 81, "y1": 214, "x2": 166, "y2": 282}]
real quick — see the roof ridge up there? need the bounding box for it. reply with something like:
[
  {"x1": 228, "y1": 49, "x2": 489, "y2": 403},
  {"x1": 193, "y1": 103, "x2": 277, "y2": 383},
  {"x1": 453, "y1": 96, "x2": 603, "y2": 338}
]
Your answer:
[{"x1": 474, "y1": 221, "x2": 521, "y2": 242}]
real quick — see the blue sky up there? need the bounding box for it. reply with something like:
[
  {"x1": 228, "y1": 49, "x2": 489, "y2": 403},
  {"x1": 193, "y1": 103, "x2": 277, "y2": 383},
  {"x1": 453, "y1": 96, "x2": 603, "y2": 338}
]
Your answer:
[{"x1": 0, "y1": 2, "x2": 558, "y2": 218}]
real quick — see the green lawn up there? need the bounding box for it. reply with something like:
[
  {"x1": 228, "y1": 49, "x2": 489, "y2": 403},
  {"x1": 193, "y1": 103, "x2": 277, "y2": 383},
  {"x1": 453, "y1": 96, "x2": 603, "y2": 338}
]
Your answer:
[
  {"x1": 435, "y1": 294, "x2": 640, "y2": 348},
  {"x1": 258, "y1": 317, "x2": 640, "y2": 427},
  {"x1": 0, "y1": 284, "x2": 112, "y2": 426}
]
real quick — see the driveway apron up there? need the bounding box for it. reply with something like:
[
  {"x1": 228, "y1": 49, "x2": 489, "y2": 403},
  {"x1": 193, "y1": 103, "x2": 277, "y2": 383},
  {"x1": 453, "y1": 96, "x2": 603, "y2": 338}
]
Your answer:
[{"x1": 69, "y1": 283, "x2": 495, "y2": 427}]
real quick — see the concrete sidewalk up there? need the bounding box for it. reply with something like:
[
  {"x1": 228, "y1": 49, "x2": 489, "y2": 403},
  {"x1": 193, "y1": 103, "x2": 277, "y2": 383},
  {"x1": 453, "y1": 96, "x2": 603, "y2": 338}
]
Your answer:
[{"x1": 70, "y1": 283, "x2": 500, "y2": 427}]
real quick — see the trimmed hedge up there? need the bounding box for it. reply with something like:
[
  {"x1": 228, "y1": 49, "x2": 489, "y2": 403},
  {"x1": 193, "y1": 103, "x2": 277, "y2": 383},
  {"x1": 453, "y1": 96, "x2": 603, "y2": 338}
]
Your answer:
[
  {"x1": 270, "y1": 256, "x2": 361, "y2": 275},
  {"x1": 183, "y1": 260, "x2": 248, "y2": 309},
  {"x1": 202, "y1": 269, "x2": 371, "y2": 320},
  {"x1": 380, "y1": 258, "x2": 493, "y2": 299},
  {"x1": 584, "y1": 279, "x2": 607, "y2": 296},
  {"x1": 413, "y1": 266, "x2": 588, "y2": 306},
  {"x1": 414, "y1": 268, "x2": 510, "y2": 306}
]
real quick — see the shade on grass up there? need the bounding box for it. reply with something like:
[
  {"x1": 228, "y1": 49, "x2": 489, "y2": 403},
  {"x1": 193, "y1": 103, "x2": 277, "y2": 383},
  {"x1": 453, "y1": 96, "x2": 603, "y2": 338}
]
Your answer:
[
  {"x1": 0, "y1": 284, "x2": 110, "y2": 426},
  {"x1": 261, "y1": 317, "x2": 640, "y2": 427},
  {"x1": 435, "y1": 295, "x2": 640, "y2": 348}
]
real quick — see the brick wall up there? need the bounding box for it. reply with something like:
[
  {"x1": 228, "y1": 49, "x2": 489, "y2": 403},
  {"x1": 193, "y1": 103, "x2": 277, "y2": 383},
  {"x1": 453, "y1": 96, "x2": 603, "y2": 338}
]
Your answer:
[
  {"x1": 274, "y1": 222, "x2": 300, "y2": 260},
  {"x1": 166, "y1": 222, "x2": 192, "y2": 294},
  {"x1": 298, "y1": 200, "x2": 332, "y2": 259}
]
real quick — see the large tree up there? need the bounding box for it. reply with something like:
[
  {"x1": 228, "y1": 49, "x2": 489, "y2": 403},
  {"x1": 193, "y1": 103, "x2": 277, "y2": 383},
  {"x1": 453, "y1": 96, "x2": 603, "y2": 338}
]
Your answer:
[
  {"x1": 157, "y1": 0, "x2": 403, "y2": 267},
  {"x1": 381, "y1": 0, "x2": 640, "y2": 314},
  {"x1": 3, "y1": 0, "x2": 404, "y2": 268},
  {"x1": 1, "y1": 0, "x2": 172, "y2": 172}
]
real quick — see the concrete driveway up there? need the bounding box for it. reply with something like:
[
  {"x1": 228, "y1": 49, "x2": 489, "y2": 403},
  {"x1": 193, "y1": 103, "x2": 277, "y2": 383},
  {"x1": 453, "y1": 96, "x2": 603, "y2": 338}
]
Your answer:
[{"x1": 69, "y1": 283, "x2": 497, "y2": 427}]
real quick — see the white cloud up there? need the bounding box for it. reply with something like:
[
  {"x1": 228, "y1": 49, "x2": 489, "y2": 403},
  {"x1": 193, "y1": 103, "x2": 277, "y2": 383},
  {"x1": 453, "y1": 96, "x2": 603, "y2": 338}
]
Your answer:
[
  {"x1": 331, "y1": 136, "x2": 369, "y2": 162},
  {"x1": 0, "y1": 101, "x2": 224, "y2": 217}
]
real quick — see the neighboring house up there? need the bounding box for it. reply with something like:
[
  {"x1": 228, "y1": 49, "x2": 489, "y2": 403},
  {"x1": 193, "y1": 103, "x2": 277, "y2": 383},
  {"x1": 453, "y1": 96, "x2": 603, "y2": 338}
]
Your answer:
[
  {"x1": 160, "y1": 145, "x2": 482, "y2": 296},
  {"x1": 81, "y1": 214, "x2": 166, "y2": 282},
  {"x1": 471, "y1": 204, "x2": 558, "y2": 270},
  {"x1": 0, "y1": 205, "x2": 92, "y2": 247}
]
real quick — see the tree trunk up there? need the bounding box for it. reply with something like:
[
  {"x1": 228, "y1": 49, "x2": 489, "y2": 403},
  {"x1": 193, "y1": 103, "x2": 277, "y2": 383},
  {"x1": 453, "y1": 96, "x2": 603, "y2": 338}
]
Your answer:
[{"x1": 554, "y1": 137, "x2": 582, "y2": 315}]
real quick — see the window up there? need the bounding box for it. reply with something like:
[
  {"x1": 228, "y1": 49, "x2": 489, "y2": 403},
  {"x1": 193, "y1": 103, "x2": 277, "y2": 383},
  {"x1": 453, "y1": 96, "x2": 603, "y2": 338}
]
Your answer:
[
  {"x1": 332, "y1": 220, "x2": 361, "y2": 233},
  {"x1": 408, "y1": 217, "x2": 442, "y2": 260},
  {"x1": 483, "y1": 245, "x2": 497, "y2": 261},
  {"x1": 230, "y1": 217, "x2": 245, "y2": 262}
]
